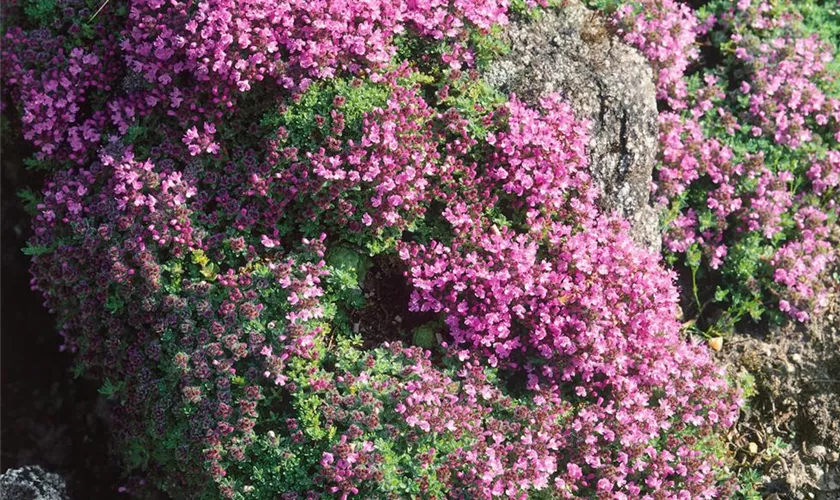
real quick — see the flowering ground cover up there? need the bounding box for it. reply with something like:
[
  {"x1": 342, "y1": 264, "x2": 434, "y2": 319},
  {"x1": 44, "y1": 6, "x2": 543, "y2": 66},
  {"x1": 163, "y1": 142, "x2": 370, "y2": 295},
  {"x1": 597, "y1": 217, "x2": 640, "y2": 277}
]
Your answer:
[
  {"x1": 1, "y1": 0, "x2": 837, "y2": 498},
  {"x1": 598, "y1": 0, "x2": 840, "y2": 333}
]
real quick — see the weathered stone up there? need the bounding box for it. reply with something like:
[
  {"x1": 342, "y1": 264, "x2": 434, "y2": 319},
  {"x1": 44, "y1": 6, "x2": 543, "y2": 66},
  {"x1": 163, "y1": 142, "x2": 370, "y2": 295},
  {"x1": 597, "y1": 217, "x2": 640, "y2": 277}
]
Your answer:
[
  {"x1": 810, "y1": 444, "x2": 828, "y2": 459},
  {"x1": 0, "y1": 466, "x2": 68, "y2": 500},
  {"x1": 485, "y1": 1, "x2": 661, "y2": 250}
]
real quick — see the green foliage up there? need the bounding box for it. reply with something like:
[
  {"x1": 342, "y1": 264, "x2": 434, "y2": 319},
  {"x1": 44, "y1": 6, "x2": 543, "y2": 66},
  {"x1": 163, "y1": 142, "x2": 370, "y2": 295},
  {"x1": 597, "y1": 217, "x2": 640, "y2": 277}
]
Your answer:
[
  {"x1": 190, "y1": 249, "x2": 220, "y2": 281},
  {"x1": 764, "y1": 436, "x2": 790, "y2": 459},
  {"x1": 22, "y1": 156, "x2": 58, "y2": 171},
  {"x1": 581, "y1": 0, "x2": 624, "y2": 13},
  {"x1": 324, "y1": 246, "x2": 371, "y2": 329},
  {"x1": 21, "y1": 242, "x2": 51, "y2": 256},
  {"x1": 11, "y1": 0, "x2": 128, "y2": 44},
  {"x1": 733, "y1": 468, "x2": 763, "y2": 500},
  {"x1": 411, "y1": 322, "x2": 439, "y2": 349},
  {"x1": 17, "y1": 188, "x2": 42, "y2": 216},
  {"x1": 326, "y1": 245, "x2": 372, "y2": 287},
  {"x1": 662, "y1": 20, "x2": 840, "y2": 334},
  {"x1": 98, "y1": 377, "x2": 124, "y2": 400},
  {"x1": 21, "y1": 0, "x2": 59, "y2": 26},
  {"x1": 468, "y1": 25, "x2": 511, "y2": 70},
  {"x1": 123, "y1": 437, "x2": 152, "y2": 471},
  {"x1": 731, "y1": 369, "x2": 756, "y2": 406},
  {"x1": 437, "y1": 74, "x2": 507, "y2": 140},
  {"x1": 260, "y1": 78, "x2": 391, "y2": 150}
]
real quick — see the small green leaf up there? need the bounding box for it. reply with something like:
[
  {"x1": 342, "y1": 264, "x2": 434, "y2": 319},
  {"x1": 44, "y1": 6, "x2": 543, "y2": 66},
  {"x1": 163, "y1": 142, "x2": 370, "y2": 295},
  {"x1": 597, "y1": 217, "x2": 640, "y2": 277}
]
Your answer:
[
  {"x1": 98, "y1": 378, "x2": 122, "y2": 399},
  {"x1": 104, "y1": 291, "x2": 125, "y2": 314},
  {"x1": 200, "y1": 262, "x2": 219, "y2": 280},
  {"x1": 22, "y1": 243, "x2": 50, "y2": 256},
  {"x1": 17, "y1": 188, "x2": 42, "y2": 215}
]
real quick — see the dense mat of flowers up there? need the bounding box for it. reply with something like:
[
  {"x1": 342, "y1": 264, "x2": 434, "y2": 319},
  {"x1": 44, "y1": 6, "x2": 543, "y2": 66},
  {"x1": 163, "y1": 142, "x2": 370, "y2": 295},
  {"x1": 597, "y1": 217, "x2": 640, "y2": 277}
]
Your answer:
[
  {"x1": 601, "y1": 0, "x2": 839, "y2": 331},
  {"x1": 2, "y1": 0, "x2": 514, "y2": 163},
  {"x1": 4, "y1": 0, "x2": 750, "y2": 498}
]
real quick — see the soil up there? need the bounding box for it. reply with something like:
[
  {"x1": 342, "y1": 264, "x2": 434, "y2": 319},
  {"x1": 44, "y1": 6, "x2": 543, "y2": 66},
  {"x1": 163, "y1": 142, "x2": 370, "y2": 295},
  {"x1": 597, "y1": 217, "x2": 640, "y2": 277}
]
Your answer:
[
  {"x1": 353, "y1": 253, "x2": 440, "y2": 349},
  {"x1": 1, "y1": 136, "x2": 125, "y2": 498},
  {"x1": 717, "y1": 293, "x2": 840, "y2": 499}
]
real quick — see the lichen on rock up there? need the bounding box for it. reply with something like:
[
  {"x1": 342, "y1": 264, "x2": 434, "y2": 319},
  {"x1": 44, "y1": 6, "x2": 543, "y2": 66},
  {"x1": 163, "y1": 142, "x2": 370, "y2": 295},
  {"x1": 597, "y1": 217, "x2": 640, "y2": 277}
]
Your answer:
[{"x1": 0, "y1": 466, "x2": 68, "y2": 500}]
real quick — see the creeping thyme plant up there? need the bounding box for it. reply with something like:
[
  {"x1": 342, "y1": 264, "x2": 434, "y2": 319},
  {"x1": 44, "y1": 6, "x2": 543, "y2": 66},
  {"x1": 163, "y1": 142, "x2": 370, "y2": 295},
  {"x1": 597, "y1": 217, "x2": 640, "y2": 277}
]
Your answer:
[
  {"x1": 597, "y1": 0, "x2": 840, "y2": 332},
  {"x1": 16, "y1": 0, "x2": 840, "y2": 498}
]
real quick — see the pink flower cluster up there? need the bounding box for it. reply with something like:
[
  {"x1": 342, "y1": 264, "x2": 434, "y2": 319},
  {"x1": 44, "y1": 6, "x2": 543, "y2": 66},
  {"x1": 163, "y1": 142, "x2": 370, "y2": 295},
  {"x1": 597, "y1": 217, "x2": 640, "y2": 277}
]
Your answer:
[
  {"x1": 273, "y1": 78, "x2": 441, "y2": 233},
  {"x1": 398, "y1": 94, "x2": 740, "y2": 497},
  {"x1": 16, "y1": 1, "x2": 747, "y2": 495},
  {"x1": 486, "y1": 95, "x2": 597, "y2": 228},
  {"x1": 808, "y1": 149, "x2": 840, "y2": 195},
  {"x1": 613, "y1": 0, "x2": 703, "y2": 108},
  {"x1": 771, "y1": 206, "x2": 836, "y2": 322},
  {"x1": 403, "y1": 217, "x2": 740, "y2": 497},
  {"x1": 3, "y1": 0, "x2": 513, "y2": 163},
  {"x1": 654, "y1": 81, "x2": 733, "y2": 204},
  {"x1": 29, "y1": 147, "x2": 202, "y2": 387},
  {"x1": 182, "y1": 122, "x2": 221, "y2": 156},
  {"x1": 2, "y1": 28, "x2": 122, "y2": 162},
  {"x1": 124, "y1": 0, "x2": 510, "y2": 96},
  {"x1": 745, "y1": 167, "x2": 794, "y2": 239},
  {"x1": 725, "y1": 5, "x2": 840, "y2": 148},
  {"x1": 120, "y1": 0, "x2": 514, "y2": 143},
  {"x1": 614, "y1": 0, "x2": 839, "y2": 322},
  {"x1": 30, "y1": 148, "x2": 332, "y2": 494},
  {"x1": 313, "y1": 343, "x2": 569, "y2": 499}
]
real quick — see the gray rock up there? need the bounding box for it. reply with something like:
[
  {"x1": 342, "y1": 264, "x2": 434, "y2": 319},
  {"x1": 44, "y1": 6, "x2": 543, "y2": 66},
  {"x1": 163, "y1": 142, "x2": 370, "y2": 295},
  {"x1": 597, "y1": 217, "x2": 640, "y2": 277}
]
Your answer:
[
  {"x1": 810, "y1": 444, "x2": 828, "y2": 459},
  {"x1": 485, "y1": 2, "x2": 661, "y2": 250},
  {"x1": 0, "y1": 466, "x2": 68, "y2": 500},
  {"x1": 808, "y1": 464, "x2": 825, "y2": 486}
]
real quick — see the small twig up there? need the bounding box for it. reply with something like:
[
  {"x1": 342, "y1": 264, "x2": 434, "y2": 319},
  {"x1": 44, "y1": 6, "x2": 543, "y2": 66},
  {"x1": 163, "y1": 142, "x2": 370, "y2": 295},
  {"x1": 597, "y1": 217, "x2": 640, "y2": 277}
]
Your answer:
[
  {"x1": 774, "y1": 454, "x2": 789, "y2": 474},
  {"x1": 770, "y1": 399, "x2": 781, "y2": 434},
  {"x1": 88, "y1": 0, "x2": 110, "y2": 23}
]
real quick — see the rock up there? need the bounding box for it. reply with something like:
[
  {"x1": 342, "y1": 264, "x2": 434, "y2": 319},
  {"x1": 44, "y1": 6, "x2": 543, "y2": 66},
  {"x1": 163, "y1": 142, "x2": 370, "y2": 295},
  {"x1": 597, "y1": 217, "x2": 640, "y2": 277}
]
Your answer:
[
  {"x1": 808, "y1": 465, "x2": 824, "y2": 485},
  {"x1": 0, "y1": 466, "x2": 68, "y2": 500},
  {"x1": 810, "y1": 444, "x2": 827, "y2": 459},
  {"x1": 485, "y1": 1, "x2": 661, "y2": 250}
]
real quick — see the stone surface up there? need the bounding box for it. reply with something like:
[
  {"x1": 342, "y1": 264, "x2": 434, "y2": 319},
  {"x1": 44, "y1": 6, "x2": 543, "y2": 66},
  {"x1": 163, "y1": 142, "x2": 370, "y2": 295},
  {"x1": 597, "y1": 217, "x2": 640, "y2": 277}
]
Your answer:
[
  {"x1": 0, "y1": 466, "x2": 68, "y2": 500},
  {"x1": 485, "y1": 2, "x2": 661, "y2": 250}
]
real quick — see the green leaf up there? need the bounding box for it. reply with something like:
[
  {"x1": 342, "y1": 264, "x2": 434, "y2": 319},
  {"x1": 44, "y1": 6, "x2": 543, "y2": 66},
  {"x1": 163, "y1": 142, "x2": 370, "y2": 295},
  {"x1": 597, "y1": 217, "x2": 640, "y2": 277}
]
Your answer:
[
  {"x1": 326, "y1": 245, "x2": 372, "y2": 286},
  {"x1": 17, "y1": 188, "x2": 42, "y2": 216},
  {"x1": 98, "y1": 377, "x2": 123, "y2": 399},
  {"x1": 199, "y1": 262, "x2": 219, "y2": 280},
  {"x1": 104, "y1": 290, "x2": 125, "y2": 314},
  {"x1": 22, "y1": 242, "x2": 50, "y2": 256}
]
